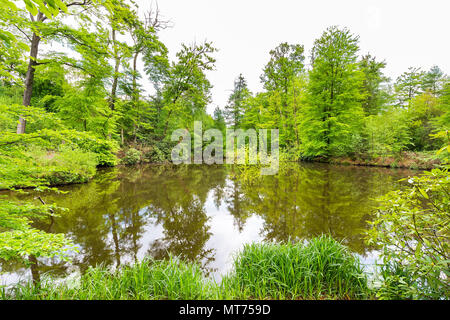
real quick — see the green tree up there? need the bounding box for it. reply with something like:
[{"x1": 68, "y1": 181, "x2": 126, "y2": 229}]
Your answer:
[
  {"x1": 421, "y1": 65, "x2": 446, "y2": 96},
  {"x1": 157, "y1": 41, "x2": 216, "y2": 139},
  {"x1": 406, "y1": 92, "x2": 442, "y2": 151},
  {"x1": 394, "y1": 67, "x2": 424, "y2": 106},
  {"x1": 300, "y1": 26, "x2": 365, "y2": 158},
  {"x1": 359, "y1": 53, "x2": 389, "y2": 115},
  {"x1": 224, "y1": 74, "x2": 250, "y2": 129},
  {"x1": 260, "y1": 42, "x2": 305, "y2": 147},
  {"x1": 2, "y1": 0, "x2": 105, "y2": 134},
  {"x1": 213, "y1": 106, "x2": 226, "y2": 133}
]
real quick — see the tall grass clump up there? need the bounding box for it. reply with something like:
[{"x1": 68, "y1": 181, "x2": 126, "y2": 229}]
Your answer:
[
  {"x1": 4, "y1": 257, "x2": 213, "y2": 300},
  {"x1": 221, "y1": 235, "x2": 369, "y2": 299}
]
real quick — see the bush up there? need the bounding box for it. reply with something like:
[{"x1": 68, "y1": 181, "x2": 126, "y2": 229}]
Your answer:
[
  {"x1": 122, "y1": 148, "x2": 142, "y2": 165},
  {"x1": 0, "y1": 104, "x2": 118, "y2": 167},
  {"x1": 367, "y1": 168, "x2": 449, "y2": 299},
  {"x1": 143, "y1": 145, "x2": 166, "y2": 163},
  {"x1": 0, "y1": 145, "x2": 98, "y2": 189}
]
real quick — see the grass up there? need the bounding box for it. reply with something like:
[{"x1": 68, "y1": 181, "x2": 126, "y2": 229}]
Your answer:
[
  {"x1": 1, "y1": 236, "x2": 371, "y2": 300},
  {"x1": 220, "y1": 235, "x2": 369, "y2": 299},
  {"x1": 3, "y1": 257, "x2": 213, "y2": 300}
]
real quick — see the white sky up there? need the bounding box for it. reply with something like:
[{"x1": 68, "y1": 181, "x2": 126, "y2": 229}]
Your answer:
[{"x1": 136, "y1": 0, "x2": 450, "y2": 114}]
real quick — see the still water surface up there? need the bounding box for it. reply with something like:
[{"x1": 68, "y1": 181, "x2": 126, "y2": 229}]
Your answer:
[{"x1": 0, "y1": 162, "x2": 418, "y2": 285}]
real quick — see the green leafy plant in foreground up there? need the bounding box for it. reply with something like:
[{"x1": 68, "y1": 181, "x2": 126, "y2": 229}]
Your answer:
[
  {"x1": 367, "y1": 135, "x2": 449, "y2": 299},
  {"x1": 0, "y1": 198, "x2": 75, "y2": 262}
]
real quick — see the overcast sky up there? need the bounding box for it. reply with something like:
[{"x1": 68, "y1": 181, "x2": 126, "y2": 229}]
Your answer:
[{"x1": 135, "y1": 0, "x2": 450, "y2": 114}]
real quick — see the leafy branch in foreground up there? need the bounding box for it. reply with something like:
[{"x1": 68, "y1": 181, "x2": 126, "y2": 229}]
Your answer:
[
  {"x1": 0, "y1": 198, "x2": 76, "y2": 262},
  {"x1": 367, "y1": 136, "x2": 449, "y2": 299}
]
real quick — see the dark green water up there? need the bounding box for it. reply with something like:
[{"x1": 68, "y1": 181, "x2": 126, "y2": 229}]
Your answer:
[{"x1": 0, "y1": 162, "x2": 418, "y2": 285}]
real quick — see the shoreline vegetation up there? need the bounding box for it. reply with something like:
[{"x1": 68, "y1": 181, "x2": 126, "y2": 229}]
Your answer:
[
  {"x1": 0, "y1": 153, "x2": 439, "y2": 192},
  {"x1": 2, "y1": 236, "x2": 371, "y2": 300}
]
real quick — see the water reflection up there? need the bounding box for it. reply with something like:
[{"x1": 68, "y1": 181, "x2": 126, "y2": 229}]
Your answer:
[{"x1": 0, "y1": 163, "x2": 417, "y2": 284}]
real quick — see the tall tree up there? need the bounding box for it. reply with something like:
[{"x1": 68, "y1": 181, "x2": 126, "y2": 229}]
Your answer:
[
  {"x1": 359, "y1": 53, "x2": 389, "y2": 115},
  {"x1": 421, "y1": 65, "x2": 446, "y2": 96},
  {"x1": 300, "y1": 26, "x2": 365, "y2": 157},
  {"x1": 213, "y1": 106, "x2": 226, "y2": 133},
  {"x1": 9, "y1": 0, "x2": 102, "y2": 134},
  {"x1": 158, "y1": 41, "x2": 216, "y2": 138},
  {"x1": 260, "y1": 42, "x2": 305, "y2": 146},
  {"x1": 224, "y1": 74, "x2": 250, "y2": 129},
  {"x1": 394, "y1": 67, "x2": 424, "y2": 106},
  {"x1": 125, "y1": 5, "x2": 169, "y2": 143}
]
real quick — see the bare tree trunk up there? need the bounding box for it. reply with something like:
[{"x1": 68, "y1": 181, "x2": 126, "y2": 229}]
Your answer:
[
  {"x1": 17, "y1": 31, "x2": 41, "y2": 134},
  {"x1": 107, "y1": 29, "x2": 120, "y2": 140},
  {"x1": 132, "y1": 52, "x2": 139, "y2": 143},
  {"x1": 293, "y1": 83, "x2": 300, "y2": 148},
  {"x1": 28, "y1": 255, "x2": 41, "y2": 287},
  {"x1": 110, "y1": 57, "x2": 120, "y2": 112}
]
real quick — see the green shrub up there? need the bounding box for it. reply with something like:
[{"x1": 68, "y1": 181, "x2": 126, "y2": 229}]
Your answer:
[
  {"x1": 367, "y1": 168, "x2": 449, "y2": 300},
  {"x1": 144, "y1": 145, "x2": 166, "y2": 163},
  {"x1": 0, "y1": 104, "x2": 118, "y2": 167},
  {"x1": 0, "y1": 145, "x2": 98, "y2": 189},
  {"x1": 122, "y1": 148, "x2": 142, "y2": 165}
]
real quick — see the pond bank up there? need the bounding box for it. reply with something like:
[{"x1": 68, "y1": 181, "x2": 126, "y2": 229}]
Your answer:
[
  {"x1": 315, "y1": 151, "x2": 440, "y2": 170},
  {"x1": 1, "y1": 236, "x2": 372, "y2": 300}
]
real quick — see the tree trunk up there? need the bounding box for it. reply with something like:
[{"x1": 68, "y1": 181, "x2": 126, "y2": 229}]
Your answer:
[
  {"x1": 17, "y1": 32, "x2": 41, "y2": 134},
  {"x1": 292, "y1": 82, "x2": 300, "y2": 148},
  {"x1": 28, "y1": 255, "x2": 41, "y2": 288},
  {"x1": 106, "y1": 29, "x2": 121, "y2": 140},
  {"x1": 132, "y1": 52, "x2": 140, "y2": 143},
  {"x1": 110, "y1": 57, "x2": 120, "y2": 112}
]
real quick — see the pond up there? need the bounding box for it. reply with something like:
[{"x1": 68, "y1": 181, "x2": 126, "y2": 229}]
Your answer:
[{"x1": 0, "y1": 162, "x2": 418, "y2": 285}]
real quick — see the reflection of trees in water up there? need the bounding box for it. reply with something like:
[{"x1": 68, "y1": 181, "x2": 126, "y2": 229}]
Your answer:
[
  {"x1": 146, "y1": 199, "x2": 215, "y2": 275},
  {"x1": 0, "y1": 163, "x2": 415, "y2": 282},
  {"x1": 236, "y1": 163, "x2": 411, "y2": 255},
  {"x1": 139, "y1": 165, "x2": 227, "y2": 275},
  {"x1": 224, "y1": 166, "x2": 254, "y2": 232}
]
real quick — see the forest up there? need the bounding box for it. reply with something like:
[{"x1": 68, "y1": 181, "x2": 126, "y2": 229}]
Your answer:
[{"x1": 0, "y1": 0, "x2": 448, "y2": 300}]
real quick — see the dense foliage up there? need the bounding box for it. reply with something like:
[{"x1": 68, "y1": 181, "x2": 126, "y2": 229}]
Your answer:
[
  {"x1": 0, "y1": 0, "x2": 448, "y2": 299},
  {"x1": 367, "y1": 140, "x2": 449, "y2": 300}
]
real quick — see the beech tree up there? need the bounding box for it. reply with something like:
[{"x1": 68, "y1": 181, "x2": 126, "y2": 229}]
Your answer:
[
  {"x1": 1, "y1": 0, "x2": 107, "y2": 134},
  {"x1": 300, "y1": 26, "x2": 365, "y2": 157},
  {"x1": 260, "y1": 43, "x2": 305, "y2": 147}
]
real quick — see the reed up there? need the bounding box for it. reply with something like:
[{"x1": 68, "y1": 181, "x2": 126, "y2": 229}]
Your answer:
[{"x1": 220, "y1": 235, "x2": 369, "y2": 299}]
